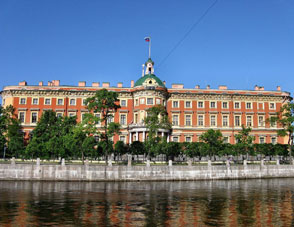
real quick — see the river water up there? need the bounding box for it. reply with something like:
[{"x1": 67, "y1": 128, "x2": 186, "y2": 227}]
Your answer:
[{"x1": 0, "y1": 179, "x2": 294, "y2": 226}]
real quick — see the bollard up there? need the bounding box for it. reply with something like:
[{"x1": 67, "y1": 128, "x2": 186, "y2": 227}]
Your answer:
[
  {"x1": 260, "y1": 159, "x2": 264, "y2": 166},
  {"x1": 146, "y1": 160, "x2": 151, "y2": 167},
  {"x1": 243, "y1": 159, "x2": 247, "y2": 166},
  {"x1": 61, "y1": 158, "x2": 65, "y2": 166},
  {"x1": 168, "y1": 160, "x2": 172, "y2": 166},
  {"x1": 187, "y1": 159, "x2": 192, "y2": 167},
  {"x1": 127, "y1": 155, "x2": 132, "y2": 167},
  {"x1": 11, "y1": 157, "x2": 15, "y2": 165},
  {"x1": 276, "y1": 156, "x2": 280, "y2": 165},
  {"x1": 85, "y1": 159, "x2": 89, "y2": 166},
  {"x1": 36, "y1": 158, "x2": 40, "y2": 166},
  {"x1": 208, "y1": 160, "x2": 212, "y2": 167}
]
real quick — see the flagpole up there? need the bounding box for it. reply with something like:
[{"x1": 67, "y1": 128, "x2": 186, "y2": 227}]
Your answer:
[{"x1": 149, "y1": 37, "x2": 151, "y2": 58}]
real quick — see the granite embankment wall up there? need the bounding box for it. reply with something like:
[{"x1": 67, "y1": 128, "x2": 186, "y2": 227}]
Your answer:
[{"x1": 1, "y1": 162, "x2": 294, "y2": 181}]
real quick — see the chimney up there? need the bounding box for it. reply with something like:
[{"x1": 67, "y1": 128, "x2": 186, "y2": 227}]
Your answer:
[
  {"x1": 102, "y1": 82, "x2": 110, "y2": 88},
  {"x1": 52, "y1": 80, "x2": 60, "y2": 86},
  {"x1": 19, "y1": 81, "x2": 27, "y2": 86},
  {"x1": 131, "y1": 80, "x2": 134, "y2": 88},
  {"x1": 218, "y1": 85, "x2": 227, "y2": 90},
  {"x1": 39, "y1": 81, "x2": 43, "y2": 86},
  {"x1": 117, "y1": 82, "x2": 123, "y2": 88},
  {"x1": 254, "y1": 85, "x2": 259, "y2": 90},
  {"x1": 78, "y1": 81, "x2": 86, "y2": 87},
  {"x1": 277, "y1": 86, "x2": 281, "y2": 91},
  {"x1": 195, "y1": 85, "x2": 200, "y2": 89},
  {"x1": 48, "y1": 81, "x2": 52, "y2": 86},
  {"x1": 171, "y1": 83, "x2": 184, "y2": 89},
  {"x1": 259, "y1": 86, "x2": 264, "y2": 91},
  {"x1": 206, "y1": 85, "x2": 210, "y2": 89},
  {"x1": 92, "y1": 82, "x2": 100, "y2": 87}
]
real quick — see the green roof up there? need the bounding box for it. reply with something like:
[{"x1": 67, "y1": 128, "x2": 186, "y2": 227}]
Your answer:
[{"x1": 134, "y1": 74, "x2": 165, "y2": 87}]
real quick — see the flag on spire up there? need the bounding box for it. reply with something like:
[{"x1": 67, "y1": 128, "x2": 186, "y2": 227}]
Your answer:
[{"x1": 144, "y1": 37, "x2": 150, "y2": 42}]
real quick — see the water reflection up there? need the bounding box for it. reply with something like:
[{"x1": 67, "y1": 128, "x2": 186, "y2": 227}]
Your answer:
[{"x1": 0, "y1": 179, "x2": 294, "y2": 226}]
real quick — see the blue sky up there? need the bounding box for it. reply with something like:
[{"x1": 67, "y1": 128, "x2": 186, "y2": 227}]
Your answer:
[{"x1": 0, "y1": 0, "x2": 293, "y2": 96}]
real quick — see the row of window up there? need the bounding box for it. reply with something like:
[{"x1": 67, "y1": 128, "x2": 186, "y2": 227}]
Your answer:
[
  {"x1": 172, "y1": 136, "x2": 277, "y2": 144},
  {"x1": 172, "y1": 114, "x2": 276, "y2": 127},
  {"x1": 171, "y1": 100, "x2": 276, "y2": 110},
  {"x1": 18, "y1": 111, "x2": 128, "y2": 126},
  {"x1": 134, "y1": 97, "x2": 164, "y2": 106}
]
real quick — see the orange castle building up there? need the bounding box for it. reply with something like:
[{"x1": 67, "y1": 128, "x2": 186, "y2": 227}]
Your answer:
[{"x1": 0, "y1": 57, "x2": 292, "y2": 145}]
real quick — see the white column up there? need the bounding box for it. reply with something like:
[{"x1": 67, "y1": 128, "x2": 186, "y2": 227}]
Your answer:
[
  {"x1": 167, "y1": 134, "x2": 170, "y2": 142},
  {"x1": 161, "y1": 132, "x2": 164, "y2": 138},
  {"x1": 143, "y1": 131, "x2": 145, "y2": 142},
  {"x1": 136, "y1": 131, "x2": 139, "y2": 141},
  {"x1": 129, "y1": 132, "x2": 132, "y2": 144}
]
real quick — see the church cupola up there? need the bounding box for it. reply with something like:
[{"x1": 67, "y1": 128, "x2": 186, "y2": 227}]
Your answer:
[{"x1": 145, "y1": 58, "x2": 154, "y2": 75}]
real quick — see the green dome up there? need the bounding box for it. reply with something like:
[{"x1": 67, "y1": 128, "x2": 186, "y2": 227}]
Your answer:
[{"x1": 134, "y1": 74, "x2": 165, "y2": 87}]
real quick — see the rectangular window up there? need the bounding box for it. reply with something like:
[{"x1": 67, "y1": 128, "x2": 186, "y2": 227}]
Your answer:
[
  {"x1": 69, "y1": 98, "x2": 76, "y2": 106},
  {"x1": 210, "y1": 115, "x2": 216, "y2": 126},
  {"x1": 120, "y1": 114, "x2": 126, "y2": 125},
  {"x1": 173, "y1": 136, "x2": 179, "y2": 142},
  {"x1": 271, "y1": 137, "x2": 277, "y2": 145},
  {"x1": 260, "y1": 137, "x2": 265, "y2": 144},
  {"x1": 82, "y1": 99, "x2": 87, "y2": 106},
  {"x1": 173, "y1": 101, "x2": 179, "y2": 108},
  {"x1": 246, "y1": 115, "x2": 252, "y2": 127},
  {"x1": 120, "y1": 136, "x2": 126, "y2": 143},
  {"x1": 120, "y1": 100, "x2": 127, "y2": 107},
  {"x1": 147, "y1": 98, "x2": 153, "y2": 105},
  {"x1": 258, "y1": 116, "x2": 264, "y2": 127},
  {"x1": 210, "y1": 101, "x2": 216, "y2": 108},
  {"x1": 198, "y1": 101, "x2": 204, "y2": 108},
  {"x1": 222, "y1": 115, "x2": 228, "y2": 127},
  {"x1": 223, "y1": 137, "x2": 229, "y2": 143},
  {"x1": 56, "y1": 112, "x2": 63, "y2": 118},
  {"x1": 95, "y1": 113, "x2": 101, "y2": 126},
  {"x1": 185, "y1": 115, "x2": 191, "y2": 126},
  {"x1": 185, "y1": 136, "x2": 191, "y2": 142},
  {"x1": 172, "y1": 115, "x2": 179, "y2": 126},
  {"x1": 57, "y1": 98, "x2": 63, "y2": 105},
  {"x1": 156, "y1": 99, "x2": 161, "y2": 105},
  {"x1": 246, "y1": 102, "x2": 252, "y2": 109},
  {"x1": 32, "y1": 98, "x2": 38, "y2": 105},
  {"x1": 234, "y1": 102, "x2": 240, "y2": 109},
  {"x1": 222, "y1": 102, "x2": 228, "y2": 109},
  {"x1": 19, "y1": 112, "x2": 25, "y2": 123},
  {"x1": 269, "y1": 102, "x2": 276, "y2": 110},
  {"x1": 107, "y1": 115, "x2": 114, "y2": 124},
  {"x1": 45, "y1": 98, "x2": 51, "y2": 105},
  {"x1": 69, "y1": 112, "x2": 76, "y2": 117},
  {"x1": 135, "y1": 99, "x2": 138, "y2": 106},
  {"x1": 134, "y1": 113, "x2": 138, "y2": 123},
  {"x1": 270, "y1": 115, "x2": 277, "y2": 127},
  {"x1": 20, "y1": 98, "x2": 26, "y2": 104},
  {"x1": 31, "y1": 112, "x2": 37, "y2": 123},
  {"x1": 140, "y1": 98, "x2": 145, "y2": 104},
  {"x1": 235, "y1": 116, "x2": 241, "y2": 127},
  {"x1": 185, "y1": 101, "x2": 191, "y2": 108},
  {"x1": 198, "y1": 115, "x2": 204, "y2": 126}
]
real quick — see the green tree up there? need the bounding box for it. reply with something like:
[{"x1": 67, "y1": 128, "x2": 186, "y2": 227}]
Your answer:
[
  {"x1": 86, "y1": 89, "x2": 121, "y2": 159},
  {"x1": 114, "y1": 141, "x2": 129, "y2": 160},
  {"x1": 234, "y1": 125, "x2": 255, "y2": 159},
  {"x1": 144, "y1": 105, "x2": 171, "y2": 160},
  {"x1": 199, "y1": 129, "x2": 223, "y2": 159},
  {"x1": 268, "y1": 102, "x2": 294, "y2": 158}
]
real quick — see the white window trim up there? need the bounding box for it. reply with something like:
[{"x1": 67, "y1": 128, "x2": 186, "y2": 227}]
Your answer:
[
  {"x1": 222, "y1": 115, "x2": 229, "y2": 127},
  {"x1": 185, "y1": 136, "x2": 192, "y2": 142},
  {"x1": 156, "y1": 99, "x2": 161, "y2": 105},
  {"x1": 246, "y1": 115, "x2": 253, "y2": 127},
  {"x1": 44, "y1": 98, "x2": 52, "y2": 105},
  {"x1": 210, "y1": 101, "x2": 217, "y2": 109},
  {"x1": 246, "y1": 102, "x2": 253, "y2": 110},
  {"x1": 56, "y1": 112, "x2": 63, "y2": 117},
  {"x1": 57, "y1": 98, "x2": 64, "y2": 106},
  {"x1": 172, "y1": 114, "x2": 179, "y2": 126},
  {"x1": 222, "y1": 101, "x2": 228, "y2": 109},
  {"x1": 146, "y1": 98, "x2": 154, "y2": 105},
  {"x1": 172, "y1": 100, "x2": 179, "y2": 108},
  {"x1": 31, "y1": 111, "x2": 38, "y2": 124},
  {"x1": 173, "y1": 136, "x2": 179, "y2": 142},
  {"x1": 185, "y1": 114, "x2": 192, "y2": 126},
  {"x1": 269, "y1": 102, "x2": 276, "y2": 110},
  {"x1": 234, "y1": 101, "x2": 241, "y2": 109},
  {"x1": 185, "y1": 100, "x2": 192, "y2": 108},
  {"x1": 258, "y1": 115, "x2": 265, "y2": 127},
  {"x1": 19, "y1": 97, "x2": 27, "y2": 105},
  {"x1": 140, "y1": 98, "x2": 145, "y2": 105},
  {"x1": 69, "y1": 98, "x2": 76, "y2": 106},
  {"x1": 18, "y1": 111, "x2": 26, "y2": 124},
  {"x1": 32, "y1": 97, "x2": 39, "y2": 105},
  {"x1": 234, "y1": 115, "x2": 241, "y2": 127},
  {"x1": 68, "y1": 112, "x2": 76, "y2": 117},
  {"x1": 197, "y1": 114, "x2": 205, "y2": 127},
  {"x1": 210, "y1": 114, "x2": 217, "y2": 127},
  {"x1": 259, "y1": 136, "x2": 265, "y2": 144},
  {"x1": 119, "y1": 136, "x2": 126, "y2": 143},
  {"x1": 197, "y1": 101, "x2": 204, "y2": 108},
  {"x1": 120, "y1": 99, "x2": 127, "y2": 107},
  {"x1": 120, "y1": 113, "x2": 127, "y2": 126}
]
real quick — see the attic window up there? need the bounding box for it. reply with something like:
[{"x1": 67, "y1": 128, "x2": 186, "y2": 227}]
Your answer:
[{"x1": 149, "y1": 80, "x2": 152, "y2": 84}]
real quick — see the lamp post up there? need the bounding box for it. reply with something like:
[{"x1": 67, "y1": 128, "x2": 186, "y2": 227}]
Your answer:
[{"x1": 3, "y1": 145, "x2": 7, "y2": 160}]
